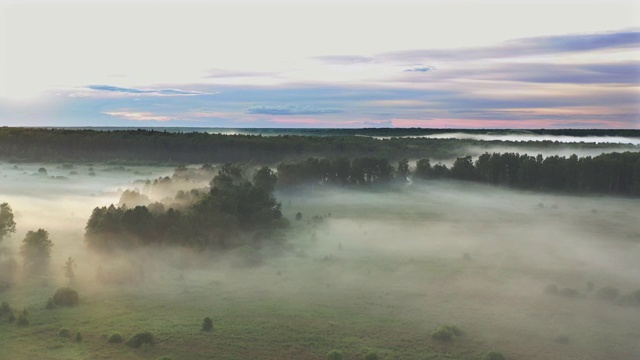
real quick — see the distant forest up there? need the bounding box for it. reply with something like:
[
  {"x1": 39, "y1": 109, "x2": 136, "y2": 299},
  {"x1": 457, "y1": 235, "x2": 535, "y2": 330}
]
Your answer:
[{"x1": 0, "y1": 127, "x2": 638, "y2": 164}]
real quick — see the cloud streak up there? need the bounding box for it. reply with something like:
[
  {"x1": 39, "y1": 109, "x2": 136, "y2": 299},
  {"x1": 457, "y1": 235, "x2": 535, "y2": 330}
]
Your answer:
[
  {"x1": 245, "y1": 105, "x2": 344, "y2": 116},
  {"x1": 87, "y1": 85, "x2": 211, "y2": 96}
]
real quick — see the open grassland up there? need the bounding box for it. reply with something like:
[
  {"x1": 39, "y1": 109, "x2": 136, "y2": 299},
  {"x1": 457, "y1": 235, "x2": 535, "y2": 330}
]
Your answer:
[{"x1": 1, "y1": 164, "x2": 640, "y2": 359}]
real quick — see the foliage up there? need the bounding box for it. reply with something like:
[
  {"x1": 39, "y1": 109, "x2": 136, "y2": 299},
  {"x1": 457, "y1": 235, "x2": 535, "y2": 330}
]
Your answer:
[
  {"x1": 327, "y1": 349, "x2": 343, "y2": 360},
  {"x1": 108, "y1": 333, "x2": 124, "y2": 343},
  {"x1": 364, "y1": 351, "x2": 380, "y2": 360},
  {"x1": 52, "y1": 287, "x2": 79, "y2": 307},
  {"x1": 20, "y1": 229, "x2": 53, "y2": 273},
  {"x1": 0, "y1": 202, "x2": 16, "y2": 245},
  {"x1": 594, "y1": 286, "x2": 620, "y2": 301},
  {"x1": 202, "y1": 317, "x2": 213, "y2": 332},
  {"x1": 431, "y1": 324, "x2": 462, "y2": 341},
  {"x1": 16, "y1": 309, "x2": 28, "y2": 326},
  {"x1": 0, "y1": 301, "x2": 15, "y2": 323},
  {"x1": 481, "y1": 351, "x2": 506, "y2": 360},
  {"x1": 126, "y1": 331, "x2": 154, "y2": 348},
  {"x1": 85, "y1": 165, "x2": 286, "y2": 252},
  {"x1": 63, "y1": 257, "x2": 76, "y2": 285},
  {"x1": 59, "y1": 328, "x2": 71, "y2": 338}
]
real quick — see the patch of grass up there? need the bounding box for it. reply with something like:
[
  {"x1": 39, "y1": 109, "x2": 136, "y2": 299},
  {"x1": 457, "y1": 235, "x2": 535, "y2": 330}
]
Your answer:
[{"x1": 481, "y1": 351, "x2": 506, "y2": 360}]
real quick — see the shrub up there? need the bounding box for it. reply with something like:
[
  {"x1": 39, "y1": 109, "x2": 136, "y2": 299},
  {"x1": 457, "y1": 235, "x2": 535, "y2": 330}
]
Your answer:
[
  {"x1": 75, "y1": 332, "x2": 82, "y2": 342},
  {"x1": 543, "y1": 284, "x2": 558, "y2": 296},
  {"x1": 202, "y1": 317, "x2": 213, "y2": 332},
  {"x1": 0, "y1": 301, "x2": 14, "y2": 323},
  {"x1": 45, "y1": 297, "x2": 55, "y2": 310},
  {"x1": 1, "y1": 301, "x2": 10, "y2": 314},
  {"x1": 431, "y1": 324, "x2": 462, "y2": 341},
  {"x1": 594, "y1": 286, "x2": 620, "y2": 302},
  {"x1": 295, "y1": 212, "x2": 302, "y2": 221},
  {"x1": 481, "y1": 351, "x2": 506, "y2": 360},
  {"x1": 364, "y1": 351, "x2": 380, "y2": 360},
  {"x1": 52, "y1": 287, "x2": 79, "y2": 307},
  {"x1": 16, "y1": 309, "x2": 28, "y2": 326},
  {"x1": 327, "y1": 350, "x2": 343, "y2": 360},
  {"x1": 126, "y1": 332, "x2": 154, "y2": 348},
  {"x1": 557, "y1": 287, "x2": 581, "y2": 299},
  {"x1": 554, "y1": 335, "x2": 570, "y2": 344},
  {"x1": 59, "y1": 328, "x2": 71, "y2": 338},
  {"x1": 108, "y1": 333, "x2": 124, "y2": 343}
]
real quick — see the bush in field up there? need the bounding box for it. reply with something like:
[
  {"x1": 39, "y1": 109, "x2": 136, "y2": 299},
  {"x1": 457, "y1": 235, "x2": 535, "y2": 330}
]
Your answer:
[
  {"x1": 327, "y1": 350, "x2": 343, "y2": 360},
  {"x1": 75, "y1": 332, "x2": 82, "y2": 342},
  {"x1": 364, "y1": 351, "x2": 380, "y2": 360},
  {"x1": 0, "y1": 301, "x2": 15, "y2": 323},
  {"x1": 202, "y1": 317, "x2": 213, "y2": 332},
  {"x1": 594, "y1": 286, "x2": 620, "y2": 302},
  {"x1": 108, "y1": 333, "x2": 124, "y2": 343},
  {"x1": 614, "y1": 289, "x2": 640, "y2": 307},
  {"x1": 431, "y1": 324, "x2": 462, "y2": 341},
  {"x1": 59, "y1": 328, "x2": 71, "y2": 338},
  {"x1": 52, "y1": 287, "x2": 79, "y2": 307},
  {"x1": 45, "y1": 297, "x2": 55, "y2": 310},
  {"x1": 557, "y1": 287, "x2": 581, "y2": 299},
  {"x1": 126, "y1": 332, "x2": 154, "y2": 348},
  {"x1": 544, "y1": 283, "x2": 558, "y2": 296},
  {"x1": 16, "y1": 309, "x2": 28, "y2": 326},
  {"x1": 481, "y1": 351, "x2": 506, "y2": 360}
]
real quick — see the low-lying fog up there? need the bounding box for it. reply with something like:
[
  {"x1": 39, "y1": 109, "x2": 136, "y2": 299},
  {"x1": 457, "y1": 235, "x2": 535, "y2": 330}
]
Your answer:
[
  {"x1": 1, "y1": 161, "x2": 639, "y2": 360},
  {"x1": 378, "y1": 132, "x2": 640, "y2": 145}
]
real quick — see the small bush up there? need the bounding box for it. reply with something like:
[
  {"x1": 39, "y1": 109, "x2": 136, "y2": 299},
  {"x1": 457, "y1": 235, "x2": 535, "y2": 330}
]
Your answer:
[
  {"x1": 557, "y1": 287, "x2": 581, "y2": 299},
  {"x1": 75, "y1": 332, "x2": 82, "y2": 342},
  {"x1": 126, "y1": 332, "x2": 154, "y2": 348},
  {"x1": 481, "y1": 351, "x2": 506, "y2": 360},
  {"x1": 0, "y1": 302, "x2": 14, "y2": 323},
  {"x1": 108, "y1": 333, "x2": 124, "y2": 343},
  {"x1": 594, "y1": 286, "x2": 620, "y2": 302},
  {"x1": 59, "y1": 328, "x2": 71, "y2": 338},
  {"x1": 52, "y1": 287, "x2": 79, "y2": 307},
  {"x1": 202, "y1": 317, "x2": 213, "y2": 332},
  {"x1": 431, "y1": 324, "x2": 462, "y2": 341},
  {"x1": 45, "y1": 297, "x2": 55, "y2": 310},
  {"x1": 327, "y1": 350, "x2": 343, "y2": 360},
  {"x1": 544, "y1": 284, "x2": 558, "y2": 296},
  {"x1": 554, "y1": 335, "x2": 570, "y2": 344},
  {"x1": 16, "y1": 309, "x2": 28, "y2": 326},
  {"x1": 614, "y1": 289, "x2": 640, "y2": 307},
  {"x1": 1, "y1": 301, "x2": 10, "y2": 314},
  {"x1": 364, "y1": 351, "x2": 380, "y2": 360}
]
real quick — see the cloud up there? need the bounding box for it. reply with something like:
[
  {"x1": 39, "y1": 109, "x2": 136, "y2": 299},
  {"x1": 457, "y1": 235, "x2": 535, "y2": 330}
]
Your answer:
[
  {"x1": 404, "y1": 66, "x2": 433, "y2": 73},
  {"x1": 314, "y1": 29, "x2": 640, "y2": 64},
  {"x1": 245, "y1": 104, "x2": 344, "y2": 115},
  {"x1": 87, "y1": 85, "x2": 211, "y2": 96},
  {"x1": 205, "y1": 69, "x2": 279, "y2": 79},
  {"x1": 102, "y1": 111, "x2": 178, "y2": 122}
]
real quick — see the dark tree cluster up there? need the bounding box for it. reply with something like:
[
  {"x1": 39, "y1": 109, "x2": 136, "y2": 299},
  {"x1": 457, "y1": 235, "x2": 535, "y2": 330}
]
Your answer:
[
  {"x1": 414, "y1": 151, "x2": 640, "y2": 195},
  {"x1": 1, "y1": 127, "x2": 636, "y2": 165},
  {"x1": 85, "y1": 165, "x2": 288, "y2": 251},
  {"x1": 275, "y1": 152, "x2": 640, "y2": 196},
  {"x1": 276, "y1": 157, "x2": 398, "y2": 187}
]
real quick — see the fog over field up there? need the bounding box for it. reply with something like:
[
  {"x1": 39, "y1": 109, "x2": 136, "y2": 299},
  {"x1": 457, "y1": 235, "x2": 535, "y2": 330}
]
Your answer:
[
  {"x1": 1, "y1": 156, "x2": 639, "y2": 360},
  {"x1": 375, "y1": 133, "x2": 640, "y2": 145}
]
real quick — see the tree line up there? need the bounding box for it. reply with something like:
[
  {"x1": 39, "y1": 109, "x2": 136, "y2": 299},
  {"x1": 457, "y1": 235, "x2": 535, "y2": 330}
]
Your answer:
[
  {"x1": 0, "y1": 127, "x2": 637, "y2": 164},
  {"x1": 275, "y1": 152, "x2": 640, "y2": 195}
]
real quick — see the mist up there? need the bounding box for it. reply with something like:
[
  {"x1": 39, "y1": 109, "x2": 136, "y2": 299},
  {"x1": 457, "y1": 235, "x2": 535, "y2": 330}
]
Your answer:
[{"x1": 1, "y1": 159, "x2": 639, "y2": 360}]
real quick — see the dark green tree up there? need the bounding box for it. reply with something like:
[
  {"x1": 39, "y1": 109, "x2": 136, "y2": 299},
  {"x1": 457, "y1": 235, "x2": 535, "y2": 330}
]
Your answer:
[
  {"x1": 0, "y1": 203, "x2": 16, "y2": 246},
  {"x1": 20, "y1": 229, "x2": 53, "y2": 273}
]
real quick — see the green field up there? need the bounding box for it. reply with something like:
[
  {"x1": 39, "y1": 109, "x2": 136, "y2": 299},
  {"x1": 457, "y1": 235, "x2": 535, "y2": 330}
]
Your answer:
[{"x1": 1, "y1": 163, "x2": 639, "y2": 359}]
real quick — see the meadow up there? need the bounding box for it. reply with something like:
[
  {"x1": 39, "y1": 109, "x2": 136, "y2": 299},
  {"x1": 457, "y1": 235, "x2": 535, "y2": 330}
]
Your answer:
[{"x1": 1, "y1": 161, "x2": 639, "y2": 359}]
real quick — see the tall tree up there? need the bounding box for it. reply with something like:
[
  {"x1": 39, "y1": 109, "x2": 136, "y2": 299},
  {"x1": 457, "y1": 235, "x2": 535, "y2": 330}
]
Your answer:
[
  {"x1": 0, "y1": 203, "x2": 16, "y2": 246},
  {"x1": 20, "y1": 229, "x2": 53, "y2": 273}
]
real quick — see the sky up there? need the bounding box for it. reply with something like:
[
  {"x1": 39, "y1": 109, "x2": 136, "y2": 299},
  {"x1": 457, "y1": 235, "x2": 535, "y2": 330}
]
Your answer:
[{"x1": 0, "y1": 0, "x2": 639, "y2": 129}]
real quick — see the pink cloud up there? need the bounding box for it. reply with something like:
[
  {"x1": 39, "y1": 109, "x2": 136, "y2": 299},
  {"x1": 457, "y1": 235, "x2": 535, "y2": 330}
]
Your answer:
[{"x1": 391, "y1": 118, "x2": 635, "y2": 129}]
